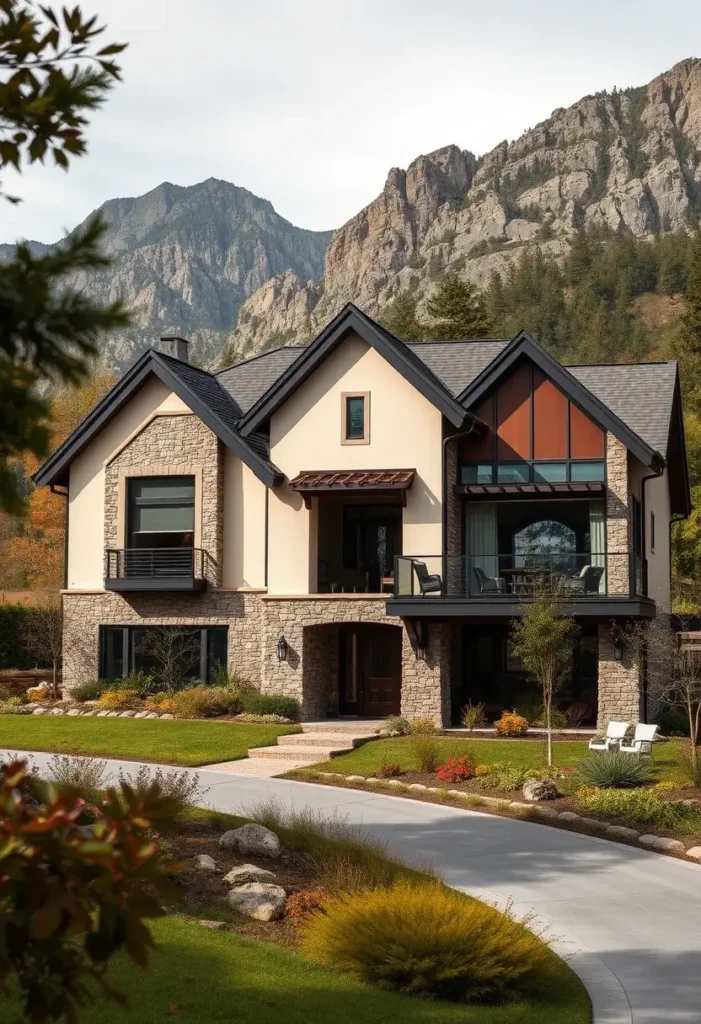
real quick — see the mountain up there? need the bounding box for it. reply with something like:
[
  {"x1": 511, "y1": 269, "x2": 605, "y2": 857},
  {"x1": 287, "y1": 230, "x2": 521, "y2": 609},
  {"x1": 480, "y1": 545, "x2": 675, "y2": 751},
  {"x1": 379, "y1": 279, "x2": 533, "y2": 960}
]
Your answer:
[
  {"x1": 0, "y1": 178, "x2": 332, "y2": 368},
  {"x1": 230, "y1": 58, "x2": 701, "y2": 357}
]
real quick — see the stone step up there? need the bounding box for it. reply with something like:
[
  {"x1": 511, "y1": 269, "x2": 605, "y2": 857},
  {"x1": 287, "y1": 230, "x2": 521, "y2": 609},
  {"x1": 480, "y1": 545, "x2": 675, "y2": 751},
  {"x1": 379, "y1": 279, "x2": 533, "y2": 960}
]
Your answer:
[
  {"x1": 247, "y1": 745, "x2": 350, "y2": 761},
  {"x1": 277, "y1": 732, "x2": 367, "y2": 748},
  {"x1": 301, "y1": 720, "x2": 382, "y2": 736}
]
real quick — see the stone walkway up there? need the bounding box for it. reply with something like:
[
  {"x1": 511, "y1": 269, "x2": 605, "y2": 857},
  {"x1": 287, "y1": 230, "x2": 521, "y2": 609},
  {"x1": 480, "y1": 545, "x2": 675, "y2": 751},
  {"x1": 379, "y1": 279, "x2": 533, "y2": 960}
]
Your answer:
[{"x1": 199, "y1": 757, "x2": 310, "y2": 778}]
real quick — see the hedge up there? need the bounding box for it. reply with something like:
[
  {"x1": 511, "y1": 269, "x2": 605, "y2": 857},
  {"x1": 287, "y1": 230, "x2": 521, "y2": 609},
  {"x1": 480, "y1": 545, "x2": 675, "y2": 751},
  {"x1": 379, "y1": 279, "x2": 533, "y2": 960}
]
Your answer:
[{"x1": 0, "y1": 605, "x2": 51, "y2": 670}]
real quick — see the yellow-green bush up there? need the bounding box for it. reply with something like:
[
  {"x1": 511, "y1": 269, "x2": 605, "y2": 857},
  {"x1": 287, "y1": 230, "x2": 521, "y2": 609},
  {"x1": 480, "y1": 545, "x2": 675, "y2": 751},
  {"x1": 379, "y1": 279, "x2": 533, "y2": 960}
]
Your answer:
[
  {"x1": 167, "y1": 685, "x2": 242, "y2": 719},
  {"x1": 410, "y1": 717, "x2": 438, "y2": 735},
  {"x1": 494, "y1": 710, "x2": 529, "y2": 737},
  {"x1": 300, "y1": 881, "x2": 552, "y2": 1003},
  {"x1": 96, "y1": 689, "x2": 142, "y2": 711}
]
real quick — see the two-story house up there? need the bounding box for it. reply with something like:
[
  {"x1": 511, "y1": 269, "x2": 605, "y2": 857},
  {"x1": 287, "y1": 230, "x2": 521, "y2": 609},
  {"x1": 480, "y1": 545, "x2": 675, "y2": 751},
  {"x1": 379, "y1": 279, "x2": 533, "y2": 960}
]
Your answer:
[{"x1": 34, "y1": 304, "x2": 690, "y2": 728}]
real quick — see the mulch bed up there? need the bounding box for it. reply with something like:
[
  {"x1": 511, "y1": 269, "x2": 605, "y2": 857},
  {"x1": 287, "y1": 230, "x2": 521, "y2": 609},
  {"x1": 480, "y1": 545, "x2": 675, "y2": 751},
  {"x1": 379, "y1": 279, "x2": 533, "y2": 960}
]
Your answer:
[{"x1": 159, "y1": 817, "x2": 317, "y2": 946}]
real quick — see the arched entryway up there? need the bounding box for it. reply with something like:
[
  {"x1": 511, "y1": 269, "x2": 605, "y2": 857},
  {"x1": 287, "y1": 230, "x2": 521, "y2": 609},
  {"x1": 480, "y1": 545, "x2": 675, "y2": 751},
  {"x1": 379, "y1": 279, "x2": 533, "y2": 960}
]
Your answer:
[{"x1": 338, "y1": 623, "x2": 402, "y2": 717}]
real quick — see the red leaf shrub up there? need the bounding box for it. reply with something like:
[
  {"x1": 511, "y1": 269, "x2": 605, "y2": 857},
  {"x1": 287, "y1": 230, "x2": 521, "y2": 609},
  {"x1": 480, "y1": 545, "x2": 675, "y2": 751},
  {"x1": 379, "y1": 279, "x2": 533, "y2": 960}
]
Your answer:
[
  {"x1": 436, "y1": 755, "x2": 476, "y2": 783},
  {"x1": 0, "y1": 759, "x2": 183, "y2": 1022},
  {"x1": 379, "y1": 763, "x2": 404, "y2": 778},
  {"x1": 285, "y1": 887, "x2": 328, "y2": 924}
]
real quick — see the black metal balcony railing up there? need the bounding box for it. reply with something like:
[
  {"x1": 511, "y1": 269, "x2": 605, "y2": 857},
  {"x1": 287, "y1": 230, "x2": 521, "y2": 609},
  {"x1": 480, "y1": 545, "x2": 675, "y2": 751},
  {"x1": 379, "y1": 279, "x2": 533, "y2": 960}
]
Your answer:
[
  {"x1": 393, "y1": 553, "x2": 647, "y2": 600},
  {"x1": 105, "y1": 548, "x2": 207, "y2": 585}
]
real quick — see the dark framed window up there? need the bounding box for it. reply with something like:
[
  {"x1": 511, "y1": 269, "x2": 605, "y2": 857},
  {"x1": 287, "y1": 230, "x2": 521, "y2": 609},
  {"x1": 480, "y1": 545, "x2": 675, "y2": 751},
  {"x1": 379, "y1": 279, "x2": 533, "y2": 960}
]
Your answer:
[
  {"x1": 569, "y1": 461, "x2": 605, "y2": 482},
  {"x1": 533, "y1": 462, "x2": 567, "y2": 483},
  {"x1": 128, "y1": 476, "x2": 195, "y2": 550},
  {"x1": 459, "y1": 460, "x2": 606, "y2": 485},
  {"x1": 497, "y1": 463, "x2": 530, "y2": 484},
  {"x1": 99, "y1": 625, "x2": 227, "y2": 684},
  {"x1": 342, "y1": 393, "x2": 369, "y2": 443}
]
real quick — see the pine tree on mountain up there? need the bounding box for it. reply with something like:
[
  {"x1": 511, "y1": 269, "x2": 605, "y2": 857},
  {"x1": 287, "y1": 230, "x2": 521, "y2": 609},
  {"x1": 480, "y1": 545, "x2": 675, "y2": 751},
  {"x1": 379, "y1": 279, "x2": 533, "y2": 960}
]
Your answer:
[
  {"x1": 380, "y1": 291, "x2": 424, "y2": 341},
  {"x1": 672, "y1": 230, "x2": 701, "y2": 414},
  {"x1": 426, "y1": 274, "x2": 493, "y2": 340}
]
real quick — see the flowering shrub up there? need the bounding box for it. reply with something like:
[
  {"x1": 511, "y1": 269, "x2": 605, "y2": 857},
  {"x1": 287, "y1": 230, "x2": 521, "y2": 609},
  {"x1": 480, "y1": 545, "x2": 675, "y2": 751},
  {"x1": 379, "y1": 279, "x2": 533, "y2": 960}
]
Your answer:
[
  {"x1": 494, "y1": 711, "x2": 529, "y2": 737},
  {"x1": 436, "y1": 755, "x2": 476, "y2": 783},
  {"x1": 286, "y1": 887, "x2": 328, "y2": 924},
  {"x1": 379, "y1": 762, "x2": 404, "y2": 778},
  {"x1": 27, "y1": 685, "x2": 52, "y2": 703},
  {"x1": 0, "y1": 759, "x2": 182, "y2": 1022},
  {"x1": 474, "y1": 763, "x2": 492, "y2": 778}
]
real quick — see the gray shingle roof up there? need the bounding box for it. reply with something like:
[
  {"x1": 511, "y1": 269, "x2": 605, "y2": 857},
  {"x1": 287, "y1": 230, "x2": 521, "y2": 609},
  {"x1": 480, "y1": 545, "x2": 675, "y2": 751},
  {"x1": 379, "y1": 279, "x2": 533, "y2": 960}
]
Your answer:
[
  {"x1": 567, "y1": 362, "x2": 678, "y2": 457},
  {"x1": 214, "y1": 339, "x2": 679, "y2": 462},
  {"x1": 216, "y1": 347, "x2": 305, "y2": 413},
  {"x1": 406, "y1": 340, "x2": 509, "y2": 395}
]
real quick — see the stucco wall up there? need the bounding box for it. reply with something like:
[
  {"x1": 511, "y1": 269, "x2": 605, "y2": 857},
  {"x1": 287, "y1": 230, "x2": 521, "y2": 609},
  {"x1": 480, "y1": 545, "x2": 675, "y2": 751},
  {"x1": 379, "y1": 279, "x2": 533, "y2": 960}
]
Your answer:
[
  {"x1": 628, "y1": 458, "x2": 672, "y2": 610},
  {"x1": 267, "y1": 332, "x2": 443, "y2": 595},
  {"x1": 222, "y1": 449, "x2": 267, "y2": 588},
  {"x1": 67, "y1": 379, "x2": 192, "y2": 590}
]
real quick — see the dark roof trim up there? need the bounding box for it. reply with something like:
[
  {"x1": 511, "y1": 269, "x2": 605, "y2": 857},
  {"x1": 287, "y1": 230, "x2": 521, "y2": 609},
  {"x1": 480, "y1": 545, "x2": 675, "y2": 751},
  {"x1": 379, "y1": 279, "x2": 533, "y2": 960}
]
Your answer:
[
  {"x1": 33, "y1": 350, "x2": 283, "y2": 489},
  {"x1": 237, "y1": 303, "x2": 471, "y2": 436},
  {"x1": 457, "y1": 330, "x2": 664, "y2": 471},
  {"x1": 667, "y1": 370, "x2": 691, "y2": 517}
]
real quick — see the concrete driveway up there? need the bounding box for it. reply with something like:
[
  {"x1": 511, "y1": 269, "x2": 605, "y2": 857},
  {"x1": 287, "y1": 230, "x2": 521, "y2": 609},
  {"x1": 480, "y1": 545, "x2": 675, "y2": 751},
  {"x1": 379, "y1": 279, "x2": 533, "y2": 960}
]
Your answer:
[{"x1": 4, "y1": 750, "x2": 701, "y2": 1023}]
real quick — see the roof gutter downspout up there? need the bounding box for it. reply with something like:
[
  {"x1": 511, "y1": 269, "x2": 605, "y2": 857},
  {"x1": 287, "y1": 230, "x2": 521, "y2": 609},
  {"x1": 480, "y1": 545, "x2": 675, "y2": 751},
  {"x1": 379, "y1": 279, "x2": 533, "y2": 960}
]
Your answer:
[{"x1": 442, "y1": 420, "x2": 479, "y2": 584}]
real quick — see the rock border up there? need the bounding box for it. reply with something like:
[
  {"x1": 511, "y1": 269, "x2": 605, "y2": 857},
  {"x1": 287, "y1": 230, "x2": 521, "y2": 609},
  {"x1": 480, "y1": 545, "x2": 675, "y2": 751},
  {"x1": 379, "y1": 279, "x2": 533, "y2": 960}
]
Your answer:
[{"x1": 304, "y1": 770, "x2": 701, "y2": 866}]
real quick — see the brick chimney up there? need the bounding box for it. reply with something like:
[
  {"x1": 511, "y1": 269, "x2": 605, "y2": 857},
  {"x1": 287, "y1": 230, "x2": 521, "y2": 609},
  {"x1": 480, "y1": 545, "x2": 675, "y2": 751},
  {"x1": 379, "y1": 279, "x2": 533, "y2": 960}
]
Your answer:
[{"x1": 159, "y1": 335, "x2": 189, "y2": 362}]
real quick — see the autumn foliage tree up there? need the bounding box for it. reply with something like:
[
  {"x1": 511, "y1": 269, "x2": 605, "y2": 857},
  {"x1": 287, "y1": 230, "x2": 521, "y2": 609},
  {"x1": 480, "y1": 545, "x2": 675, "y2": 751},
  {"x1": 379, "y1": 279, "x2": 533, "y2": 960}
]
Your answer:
[{"x1": 0, "y1": 372, "x2": 116, "y2": 588}]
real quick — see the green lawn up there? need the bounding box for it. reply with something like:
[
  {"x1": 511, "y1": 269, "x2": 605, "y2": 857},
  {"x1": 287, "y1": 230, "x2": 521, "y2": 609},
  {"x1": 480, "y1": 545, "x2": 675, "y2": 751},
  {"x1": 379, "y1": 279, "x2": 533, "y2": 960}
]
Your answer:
[
  {"x1": 314, "y1": 736, "x2": 685, "y2": 780},
  {"x1": 0, "y1": 716, "x2": 299, "y2": 766},
  {"x1": 5, "y1": 917, "x2": 591, "y2": 1024}
]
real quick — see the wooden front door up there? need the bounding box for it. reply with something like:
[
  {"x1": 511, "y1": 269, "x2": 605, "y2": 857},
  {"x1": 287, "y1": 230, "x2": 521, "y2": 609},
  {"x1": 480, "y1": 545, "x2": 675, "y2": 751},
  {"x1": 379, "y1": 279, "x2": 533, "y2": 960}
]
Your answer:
[{"x1": 339, "y1": 625, "x2": 401, "y2": 717}]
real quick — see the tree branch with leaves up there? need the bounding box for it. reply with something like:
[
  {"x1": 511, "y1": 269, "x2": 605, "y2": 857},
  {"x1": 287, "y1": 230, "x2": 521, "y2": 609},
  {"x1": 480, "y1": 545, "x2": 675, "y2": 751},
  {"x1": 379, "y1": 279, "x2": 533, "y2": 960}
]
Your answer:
[{"x1": 0, "y1": 2, "x2": 129, "y2": 514}]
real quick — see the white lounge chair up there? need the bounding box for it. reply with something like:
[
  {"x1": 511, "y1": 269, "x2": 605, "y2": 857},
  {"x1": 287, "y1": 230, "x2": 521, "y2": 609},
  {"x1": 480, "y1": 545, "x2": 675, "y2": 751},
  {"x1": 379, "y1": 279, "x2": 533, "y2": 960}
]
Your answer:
[
  {"x1": 619, "y1": 723, "x2": 659, "y2": 758},
  {"x1": 588, "y1": 720, "x2": 629, "y2": 752}
]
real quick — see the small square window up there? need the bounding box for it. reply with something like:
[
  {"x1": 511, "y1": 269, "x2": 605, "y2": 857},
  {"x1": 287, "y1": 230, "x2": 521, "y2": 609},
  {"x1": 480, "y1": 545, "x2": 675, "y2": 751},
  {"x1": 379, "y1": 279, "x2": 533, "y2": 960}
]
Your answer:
[
  {"x1": 342, "y1": 393, "x2": 369, "y2": 444},
  {"x1": 570, "y1": 461, "x2": 605, "y2": 482}
]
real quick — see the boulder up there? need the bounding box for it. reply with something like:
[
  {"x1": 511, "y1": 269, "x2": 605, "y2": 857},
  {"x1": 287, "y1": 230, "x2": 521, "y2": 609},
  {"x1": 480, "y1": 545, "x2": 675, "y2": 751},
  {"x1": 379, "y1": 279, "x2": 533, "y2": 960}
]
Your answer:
[
  {"x1": 219, "y1": 824, "x2": 281, "y2": 859},
  {"x1": 133, "y1": 710, "x2": 150, "y2": 719},
  {"x1": 66, "y1": 708, "x2": 82, "y2": 716},
  {"x1": 223, "y1": 864, "x2": 276, "y2": 885},
  {"x1": 160, "y1": 713, "x2": 175, "y2": 719},
  {"x1": 32, "y1": 707, "x2": 47, "y2": 715},
  {"x1": 194, "y1": 854, "x2": 218, "y2": 872},
  {"x1": 96, "y1": 710, "x2": 110, "y2": 717},
  {"x1": 606, "y1": 825, "x2": 639, "y2": 840},
  {"x1": 685, "y1": 846, "x2": 701, "y2": 861},
  {"x1": 522, "y1": 778, "x2": 560, "y2": 802},
  {"x1": 226, "y1": 883, "x2": 287, "y2": 921},
  {"x1": 119, "y1": 710, "x2": 136, "y2": 718}
]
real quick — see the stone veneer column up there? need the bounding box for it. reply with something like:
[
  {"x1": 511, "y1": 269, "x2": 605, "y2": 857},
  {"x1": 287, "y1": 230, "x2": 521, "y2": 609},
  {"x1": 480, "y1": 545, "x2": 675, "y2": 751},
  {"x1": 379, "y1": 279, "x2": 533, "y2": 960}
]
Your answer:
[
  {"x1": 401, "y1": 621, "x2": 451, "y2": 726},
  {"x1": 597, "y1": 621, "x2": 642, "y2": 728},
  {"x1": 605, "y1": 433, "x2": 631, "y2": 595},
  {"x1": 444, "y1": 438, "x2": 462, "y2": 595}
]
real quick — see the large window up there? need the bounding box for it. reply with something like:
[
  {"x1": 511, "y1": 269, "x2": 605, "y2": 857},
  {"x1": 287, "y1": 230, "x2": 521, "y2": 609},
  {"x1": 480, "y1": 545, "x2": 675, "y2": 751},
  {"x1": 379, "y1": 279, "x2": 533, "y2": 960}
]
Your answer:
[
  {"x1": 100, "y1": 625, "x2": 227, "y2": 684},
  {"x1": 128, "y1": 476, "x2": 195, "y2": 549},
  {"x1": 460, "y1": 461, "x2": 605, "y2": 485}
]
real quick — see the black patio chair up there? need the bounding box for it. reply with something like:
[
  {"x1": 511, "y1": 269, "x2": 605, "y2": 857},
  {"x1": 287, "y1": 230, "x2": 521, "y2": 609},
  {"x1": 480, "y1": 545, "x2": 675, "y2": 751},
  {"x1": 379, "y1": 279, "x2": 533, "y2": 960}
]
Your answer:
[
  {"x1": 412, "y1": 560, "x2": 443, "y2": 596},
  {"x1": 472, "y1": 566, "x2": 507, "y2": 595}
]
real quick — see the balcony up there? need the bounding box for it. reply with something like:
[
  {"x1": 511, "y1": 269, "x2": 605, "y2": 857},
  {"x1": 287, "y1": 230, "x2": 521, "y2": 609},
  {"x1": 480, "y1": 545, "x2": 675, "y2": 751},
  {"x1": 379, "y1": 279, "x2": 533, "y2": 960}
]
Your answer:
[
  {"x1": 104, "y1": 548, "x2": 208, "y2": 592},
  {"x1": 388, "y1": 552, "x2": 654, "y2": 618}
]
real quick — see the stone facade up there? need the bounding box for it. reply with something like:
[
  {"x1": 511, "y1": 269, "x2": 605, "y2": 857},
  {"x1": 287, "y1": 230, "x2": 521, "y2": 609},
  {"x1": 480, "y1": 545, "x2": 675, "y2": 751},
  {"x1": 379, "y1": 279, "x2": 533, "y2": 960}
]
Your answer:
[
  {"x1": 104, "y1": 414, "x2": 224, "y2": 585},
  {"x1": 605, "y1": 433, "x2": 631, "y2": 596},
  {"x1": 62, "y1": 590, "x2": 263, "y2": 691},
  {"x1": 444, "y1": 437, "x2": 462, "y2": 594},
  {"x1": 596, "y1": 621, "x2": 642, "y2": 728}
]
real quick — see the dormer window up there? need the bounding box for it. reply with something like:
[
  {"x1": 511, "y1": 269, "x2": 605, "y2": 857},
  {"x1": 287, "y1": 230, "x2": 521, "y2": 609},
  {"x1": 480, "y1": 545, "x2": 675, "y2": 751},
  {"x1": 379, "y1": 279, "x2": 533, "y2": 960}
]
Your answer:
[
  {"x1": 128, "y1": 476, "x2": 195, "y2": 549},
  {"x1": 342, "y1": 392, "x2": 370, "y2": 445}
]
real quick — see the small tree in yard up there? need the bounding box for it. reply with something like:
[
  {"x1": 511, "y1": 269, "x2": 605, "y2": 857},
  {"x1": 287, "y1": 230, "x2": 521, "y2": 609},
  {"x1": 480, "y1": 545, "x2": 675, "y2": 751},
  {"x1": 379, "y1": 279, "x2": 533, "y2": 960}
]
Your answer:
[
  {"x1": 510, "y1": 581, "x2": 577, "y2": 766},
  {"x1": 641, "y1": 609, "x2": 701, "y2": 778},
  {"x1": 21, "y1": 590, "x2": 62, "y2": 697}
]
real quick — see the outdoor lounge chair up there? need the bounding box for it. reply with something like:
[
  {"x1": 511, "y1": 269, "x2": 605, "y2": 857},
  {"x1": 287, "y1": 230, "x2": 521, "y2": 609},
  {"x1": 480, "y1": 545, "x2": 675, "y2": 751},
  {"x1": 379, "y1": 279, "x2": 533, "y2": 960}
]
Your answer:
[
  {"x1": 472, "y1": 566, "x2": 507, "y2": 595},
  {"x1": 619, "y1": 723, "x2": 659, "y2": 757},
  {"x1": 588, "y1": 720, "x2": 629, "y2": 752},
  {"x1": 412, "y1": 560, "x2": 443, "y2": 596},
  {"x1": 568, "y1": 564, "x2": 605, "y2": 594}
]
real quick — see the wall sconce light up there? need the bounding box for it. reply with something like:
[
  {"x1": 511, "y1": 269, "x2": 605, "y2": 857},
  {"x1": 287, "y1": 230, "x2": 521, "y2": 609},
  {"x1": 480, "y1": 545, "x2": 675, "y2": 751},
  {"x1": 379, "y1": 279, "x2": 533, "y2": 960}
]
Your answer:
[
  {"x1": 610, "y1": 621, "x2": 624, "y2": 662},
  {"x1": 276, "y1": 634, "x2": 289, "y2": 663}
]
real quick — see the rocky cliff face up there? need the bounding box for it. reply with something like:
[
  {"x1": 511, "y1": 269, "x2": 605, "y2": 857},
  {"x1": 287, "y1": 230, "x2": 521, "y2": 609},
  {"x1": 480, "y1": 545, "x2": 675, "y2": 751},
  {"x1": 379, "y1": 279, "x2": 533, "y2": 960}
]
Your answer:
[
  {"x1": 0, "y1": 178, "x2": 332, "y2": 368},
  {"x1": 231, "y1": 58, "x2": 701, "y2": 357}
]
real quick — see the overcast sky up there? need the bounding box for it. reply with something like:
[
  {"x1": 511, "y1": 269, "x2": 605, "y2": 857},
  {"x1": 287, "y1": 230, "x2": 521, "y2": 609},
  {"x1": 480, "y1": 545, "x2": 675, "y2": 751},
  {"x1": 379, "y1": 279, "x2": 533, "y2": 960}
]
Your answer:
[{"x1": 1, "y1": 0, "x2": 699, "y2": 243}]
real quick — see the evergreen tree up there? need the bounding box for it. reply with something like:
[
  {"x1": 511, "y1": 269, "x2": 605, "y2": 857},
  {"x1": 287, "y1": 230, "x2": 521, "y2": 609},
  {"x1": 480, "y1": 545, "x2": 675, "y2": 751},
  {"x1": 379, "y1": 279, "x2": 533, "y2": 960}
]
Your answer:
[
  {"x1": 379, "y1": 291, "x2": 423, "y2": 341},
  {"x1": 426, "y1": 274, "x2": 493, "y2": 340},
  {"x1": 672, "y1": 231, "x2": 701, "y2": 413}
]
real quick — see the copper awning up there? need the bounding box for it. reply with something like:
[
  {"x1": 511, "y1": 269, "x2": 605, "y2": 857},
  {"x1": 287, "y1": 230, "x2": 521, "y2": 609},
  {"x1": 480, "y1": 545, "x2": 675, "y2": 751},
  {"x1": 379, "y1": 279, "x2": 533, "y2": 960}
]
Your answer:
[{"x1": 290, "y1": 469, "x2": 415, "y2": 507}]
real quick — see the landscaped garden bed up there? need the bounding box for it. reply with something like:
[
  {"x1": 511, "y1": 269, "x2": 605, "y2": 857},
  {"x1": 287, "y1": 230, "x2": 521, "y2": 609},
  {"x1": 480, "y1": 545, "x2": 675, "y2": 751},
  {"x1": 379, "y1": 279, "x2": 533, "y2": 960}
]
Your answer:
[{"x1": 2, "y1": 757, "x2": 592, "y2": 1024}]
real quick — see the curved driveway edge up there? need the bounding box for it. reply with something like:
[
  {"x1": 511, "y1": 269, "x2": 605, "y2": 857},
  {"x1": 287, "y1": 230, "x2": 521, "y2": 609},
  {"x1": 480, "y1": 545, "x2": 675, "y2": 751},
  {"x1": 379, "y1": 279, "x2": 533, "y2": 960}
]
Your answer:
[{"x1": 3, "y1": 749, "x2": 700, "y2": 1023}]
